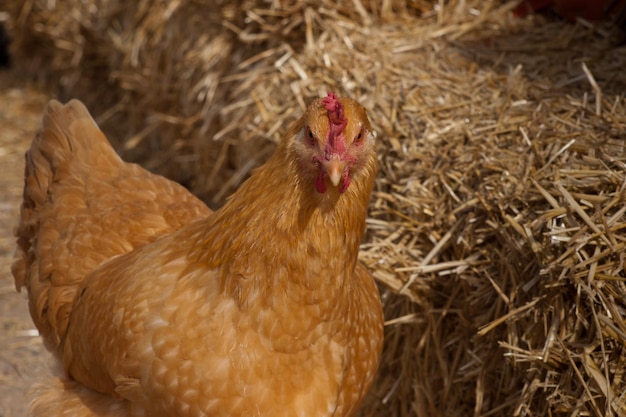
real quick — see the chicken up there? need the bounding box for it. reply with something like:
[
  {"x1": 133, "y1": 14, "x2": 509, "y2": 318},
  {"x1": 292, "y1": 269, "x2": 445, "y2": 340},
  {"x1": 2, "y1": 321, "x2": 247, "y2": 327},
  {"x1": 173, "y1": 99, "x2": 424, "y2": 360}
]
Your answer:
[{"x1": 12, "y1": 92, "x2": 384, "y2": 417}]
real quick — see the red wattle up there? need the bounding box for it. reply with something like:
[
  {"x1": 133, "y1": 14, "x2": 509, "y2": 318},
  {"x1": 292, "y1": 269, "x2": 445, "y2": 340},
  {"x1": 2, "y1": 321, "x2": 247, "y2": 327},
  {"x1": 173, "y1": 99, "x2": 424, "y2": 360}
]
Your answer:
[{"x1": 339, "y1": 169, "x2": 350, "y2": 193}]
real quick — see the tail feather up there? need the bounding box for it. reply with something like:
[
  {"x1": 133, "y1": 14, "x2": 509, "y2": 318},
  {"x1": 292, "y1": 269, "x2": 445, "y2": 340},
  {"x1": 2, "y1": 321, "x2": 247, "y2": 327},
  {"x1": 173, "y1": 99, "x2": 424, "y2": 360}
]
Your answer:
[
  {"x1": 12, "y1": 99, "x2": 124, "y2": 352},
  {"x1": 41, "y1": 100, "x2": 121, "y2": 171},
  {"x1": 12, "y1": 99, "x2": 211, "y2": 355},
  {"x1": 20, "y1": 100, "x2": 121, "y2": 224}
]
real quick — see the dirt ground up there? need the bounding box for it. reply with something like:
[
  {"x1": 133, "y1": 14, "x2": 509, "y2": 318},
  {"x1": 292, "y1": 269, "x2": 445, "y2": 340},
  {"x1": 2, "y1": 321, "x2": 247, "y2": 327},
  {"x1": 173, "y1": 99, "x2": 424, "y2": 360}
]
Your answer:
[{"x1": 0, "y1": 68, "x2": 52, "y2": 417}]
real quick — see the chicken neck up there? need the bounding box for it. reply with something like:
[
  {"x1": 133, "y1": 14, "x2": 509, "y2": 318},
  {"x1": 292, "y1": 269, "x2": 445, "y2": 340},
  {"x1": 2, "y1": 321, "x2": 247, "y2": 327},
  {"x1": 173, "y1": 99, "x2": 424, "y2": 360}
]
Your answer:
[{"x1": 189, "y1": 136, "x2": 377, "y2": 340}]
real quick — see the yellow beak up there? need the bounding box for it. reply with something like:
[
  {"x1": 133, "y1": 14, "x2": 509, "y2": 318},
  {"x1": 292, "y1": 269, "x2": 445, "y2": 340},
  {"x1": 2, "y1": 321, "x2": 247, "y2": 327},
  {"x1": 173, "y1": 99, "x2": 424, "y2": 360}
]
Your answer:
[{"x1": 324, "y1": 154, "x2": 345, "y2": 187}]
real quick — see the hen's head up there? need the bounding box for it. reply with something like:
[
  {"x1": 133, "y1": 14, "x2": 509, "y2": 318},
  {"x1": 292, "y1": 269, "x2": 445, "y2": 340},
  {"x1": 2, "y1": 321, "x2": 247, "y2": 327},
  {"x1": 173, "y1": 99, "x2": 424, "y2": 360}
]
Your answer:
[{"x1": 292, "y1": 92, "x2": 376, "y2": 194}]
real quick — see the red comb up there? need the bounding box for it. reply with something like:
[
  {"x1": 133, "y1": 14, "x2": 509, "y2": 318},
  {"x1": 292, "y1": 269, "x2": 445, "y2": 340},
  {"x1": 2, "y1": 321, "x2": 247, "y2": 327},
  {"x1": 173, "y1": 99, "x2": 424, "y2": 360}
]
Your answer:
[{"x1": 321, "y1": 91, "x2": 347, "y2": 152}]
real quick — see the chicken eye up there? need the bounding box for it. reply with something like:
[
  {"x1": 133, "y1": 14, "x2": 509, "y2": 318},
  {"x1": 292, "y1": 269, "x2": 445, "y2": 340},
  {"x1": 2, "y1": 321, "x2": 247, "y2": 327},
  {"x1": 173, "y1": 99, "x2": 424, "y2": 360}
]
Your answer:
[
  {"x1": 305, "y1": 126, "x2": 316, "y2": 145},
  {"x1": 354, "y1": 128, "x2": 364, "y2": 144}
]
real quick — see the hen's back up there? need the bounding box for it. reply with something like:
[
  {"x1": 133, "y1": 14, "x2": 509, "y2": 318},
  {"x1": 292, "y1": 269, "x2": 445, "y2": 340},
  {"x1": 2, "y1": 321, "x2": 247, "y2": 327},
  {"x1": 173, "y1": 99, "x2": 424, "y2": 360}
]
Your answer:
[{"x1": 12, "y1": 99, "x2": 211, "y2": 355}]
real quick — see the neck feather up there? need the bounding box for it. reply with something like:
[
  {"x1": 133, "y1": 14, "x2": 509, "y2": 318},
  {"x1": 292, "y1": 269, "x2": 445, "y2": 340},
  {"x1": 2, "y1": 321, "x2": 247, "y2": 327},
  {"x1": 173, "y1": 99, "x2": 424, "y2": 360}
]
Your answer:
[{"x1": 191, "y1": 139, "x2": 376, "y2": 301}]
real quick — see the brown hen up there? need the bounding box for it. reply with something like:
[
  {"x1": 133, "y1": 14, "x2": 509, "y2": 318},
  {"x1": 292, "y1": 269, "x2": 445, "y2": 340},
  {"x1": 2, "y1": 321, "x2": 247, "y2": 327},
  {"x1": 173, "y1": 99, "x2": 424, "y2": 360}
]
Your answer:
[{"x1": 12, "y1": 93, "x2": 384, "y2": 417}]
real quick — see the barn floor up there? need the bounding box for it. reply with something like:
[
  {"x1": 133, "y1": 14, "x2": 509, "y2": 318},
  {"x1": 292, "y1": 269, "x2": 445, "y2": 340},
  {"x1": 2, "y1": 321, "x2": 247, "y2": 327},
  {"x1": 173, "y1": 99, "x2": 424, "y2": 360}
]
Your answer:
[{"x1": 0, "y1": 68, "x2": 51, "y2": 417}]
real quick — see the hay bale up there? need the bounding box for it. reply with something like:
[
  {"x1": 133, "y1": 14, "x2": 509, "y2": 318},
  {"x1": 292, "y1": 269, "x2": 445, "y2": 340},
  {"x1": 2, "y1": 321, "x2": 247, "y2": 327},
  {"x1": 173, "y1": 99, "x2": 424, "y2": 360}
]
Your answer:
[
  {"x1": 7, "y1": 0, "x2": 241, "y2": 200},
  {"x1": 4, "y1": 0, "x2": 427, "y2": 203},
  {"x1": 5, "y1": 0, "x2": 626, "y2": 415}
]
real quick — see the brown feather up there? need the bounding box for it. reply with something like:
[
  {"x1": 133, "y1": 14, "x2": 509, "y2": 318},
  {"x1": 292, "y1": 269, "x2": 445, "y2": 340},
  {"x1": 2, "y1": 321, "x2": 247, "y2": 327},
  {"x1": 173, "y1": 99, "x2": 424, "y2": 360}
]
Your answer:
[
  {"x1": 14, "y1": 96, "x2": 383, "y2": 417},
  {"x1": 12, "y1": 99, "x2": 210, "y2": 354}
]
